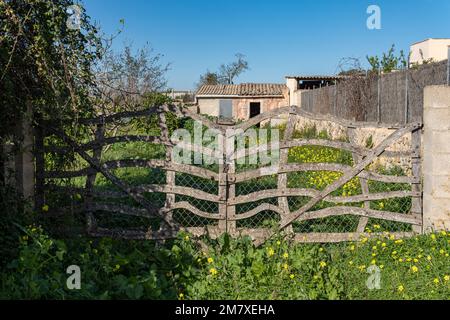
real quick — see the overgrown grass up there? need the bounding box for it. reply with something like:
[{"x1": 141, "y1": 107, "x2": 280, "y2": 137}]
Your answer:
[{"x1": 1, "y1": 226, "x2": 448, "y2": 300}]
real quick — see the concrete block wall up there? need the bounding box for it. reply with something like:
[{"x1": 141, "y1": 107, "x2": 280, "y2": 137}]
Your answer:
[{"x1": 423, "y1": 85, "x2": 450, "y2": 232}]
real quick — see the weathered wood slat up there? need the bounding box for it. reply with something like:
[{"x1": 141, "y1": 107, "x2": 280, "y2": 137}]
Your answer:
[
  {"x1": 348, "y1": 127, "x2": 372, "y2": 233},
  {"x1": 230, "y1": 204, "x2": 285, "y2": 221},
  {"x1": 254, "y1": 122, "x2": 422, "y2": 246},
  {"x1": 293, "y1": 206, "x2": 421, "y2": 225},
  {"x1": 136, "y1": 184, "x2": 219, "y2": 203},
  {"x1": 281, "y1": 139, "x2": 415, "y2": 158},
  {"x1": 87, "y1": 203, "x2": 152, "y2": 218},
  {"x1": 102, "y1": 159, "x2": 219, "y2": 181},
  {"x1": 278, "y1": 108, "x2": 296, "y2": 230},
  {"x1": 84, "y1": 123, "x2": 104, "y2": 232},
  {"x1": 232, "y1": 163, "x2": 417, "y2": 184},
  {"x1": 48, "y1": 185, "x2": 127, "y2": 198},
  {"x1": 291, "y1": 232, "x2": 416, "y2": 243},
  {"x1": 159, "y1": 105, "x2": 176, "y2": 227},
  {"x1": 237, "y1": 229, "x2": 416, "y2": 243},
  {"x1": 43, "y1": 125, "x2": 169, "y2": 223},
  {"x1": 167, "y1": 202, "x2": 223, "y2": 220},
  {"x1": 227, "y1": 106, "x2": 291, "y2": 133},
  {"x1": 44, "y1": 135, "x2": 169, "y2": 153},
  {"x1": 229, "y1": 189, "x2": 317, "y2": 205},
  {"x1": 174, "y1": 107, "x2": 224, "y2": 131},
  {"x1": 90, "y1": 226, "x2": 223, "y2": 240},
  {"x1": 78, "y1": 107, "x2": 162, "y2": 125},
  {"x1": 229, "y1": 189, "x2": 418, "y2": 206},
  {"x1": 45, "y1": 168, "x2": 94, "y2": 179}
]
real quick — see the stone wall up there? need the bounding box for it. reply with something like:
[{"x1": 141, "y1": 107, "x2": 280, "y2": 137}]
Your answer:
[
  {"x1": 293, "y1": 116, "x2": 413, "y2": 174},
  {"x1": 423, "y1": 85, "x2": 450, "y2": 232}
]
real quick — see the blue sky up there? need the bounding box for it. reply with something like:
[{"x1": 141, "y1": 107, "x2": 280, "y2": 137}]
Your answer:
[{"x1": 83, "y1": 0, "x2": 450, "y2": 90}]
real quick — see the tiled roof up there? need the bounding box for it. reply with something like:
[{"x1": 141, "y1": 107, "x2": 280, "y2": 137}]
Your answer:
[
  {"x1": 196, "y1": 83, "x2": 287, "y2": 97},
  {"x1": 285, "y1": 75, "x2": 348, "y2": 80}
]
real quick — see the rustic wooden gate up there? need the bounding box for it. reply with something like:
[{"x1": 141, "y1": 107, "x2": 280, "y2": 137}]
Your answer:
[{"x1": 36, "y1": 105, "x2": 423, "y2": 244}]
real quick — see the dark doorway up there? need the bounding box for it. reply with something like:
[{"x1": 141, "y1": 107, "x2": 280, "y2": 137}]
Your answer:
[{"x1": 249, "y1": 102, "x2": 261, "y2": 119}]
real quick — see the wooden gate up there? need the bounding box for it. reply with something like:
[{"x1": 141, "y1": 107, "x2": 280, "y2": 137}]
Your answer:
[{"x1": 36, "y1": 105, "x2": 423, "y2": 244}]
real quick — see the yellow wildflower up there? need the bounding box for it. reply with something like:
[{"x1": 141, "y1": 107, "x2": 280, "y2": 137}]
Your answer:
[
  {"x1": 290, "y1": 274, "x2": 295, "y2": 279},
  {"x1": 433, "y1": 278, "x2": 440, "y2": 284},
  {"x1": 411, "y1": 266, "x2": 419, "y2": 273},
  {"x1": 42, "y1": 205, "x2": 49, "y2": 212},
  {"x1": 209, "y1": 268, "x2": 218, "y2": 276},
  {"x1": 397, "y1": 285, "x2": 404, "y2": 293},
  {"x1": 184, "y1": 235, "x2": 190, "y2": 241},
  {"x1": 319, "y1": 261, "x2": 327, "y2": 268},
  {"x1": 267, "y1": 248, "x2": 275, "y2": 257},
  {"x1": 207, "y1": 257, "x2": 214, "y2": 264},
  {"x1": 283, "y1": 253, "x2": 289, "y2": 259},
  {"x1": 444, "y1": 275, "x2": 449, "y2": 282},
  {"x1": 179, "y1": 293, "x2": 184, "y2": 300}
]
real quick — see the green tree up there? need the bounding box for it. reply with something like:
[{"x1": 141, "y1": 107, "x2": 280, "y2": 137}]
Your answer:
[
  {"x1": 366, "y1": 44, "x2": 408, "y2": 73},
  {"x1": 0, "y1": 0, "x2": 103, "y2": 136}
]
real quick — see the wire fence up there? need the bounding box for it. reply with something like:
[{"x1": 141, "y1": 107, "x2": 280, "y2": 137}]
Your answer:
[{"x1": 37, "y1": 105, "x2": 423, "y2": 243}]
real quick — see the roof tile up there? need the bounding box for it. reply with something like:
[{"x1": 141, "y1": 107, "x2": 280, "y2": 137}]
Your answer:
[{"x1": 196, "y1": 83, "x2": 287, "y2": 97}]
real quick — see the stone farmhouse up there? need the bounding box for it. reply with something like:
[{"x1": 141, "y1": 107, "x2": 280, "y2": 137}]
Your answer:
[{"x1": 195, "y1": 83, "x2": 289, "y2": 121}]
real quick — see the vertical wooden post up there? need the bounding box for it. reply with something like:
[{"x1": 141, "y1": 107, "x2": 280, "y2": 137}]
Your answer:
[
  {"x1": 159, "y1": 106, "x2": 176, "y2": 225},
  {"x1": 218, "y1": 145, "x2": 227, "y2": 234},
  {"x1": 85, "y1": 122, "x2": 104, "y2": 234},
  {"x1": 411, "y1": 128, "x2": 423, "y2": 234},
  {"x1": 278, "y1": 107, "x2": 296, "y2": 234},
  {"x1": 34, "y1": 117, "x2": 45, "y2": 212},
  {"x1": 225, "y1": 128, "x2": 236, "y2": 236},
  {"x1": 15, "y1": 101, "x2": 35, "y2": 201},
  {"x1": 348, "y1": 127, "x2": 370, "y2": 233}
]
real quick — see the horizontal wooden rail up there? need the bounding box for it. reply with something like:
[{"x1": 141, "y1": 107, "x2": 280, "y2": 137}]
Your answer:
[
  {"x1": 45, "y1": 160, "x2": 219, "y2": 181},
  {"x1": 229, "y1": 189, "x2": 419, "y2": 206},
  {"x1": 232, "y1": 163, "x2": 418, "y2": 184},
  {"x1": 290, "y1": 206, "x2": 421, "y2": 225},
  {"x1": 44, "y1": 135, "x2": 170, "y2": 153},
  {"x1": 135, "y1": 185, "x2": 219, "y2": 203}
]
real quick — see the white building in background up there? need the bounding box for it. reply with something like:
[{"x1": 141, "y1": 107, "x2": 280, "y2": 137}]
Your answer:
[{"x1": 410, "y1": 38, "x2": 450, "y2": 65}]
